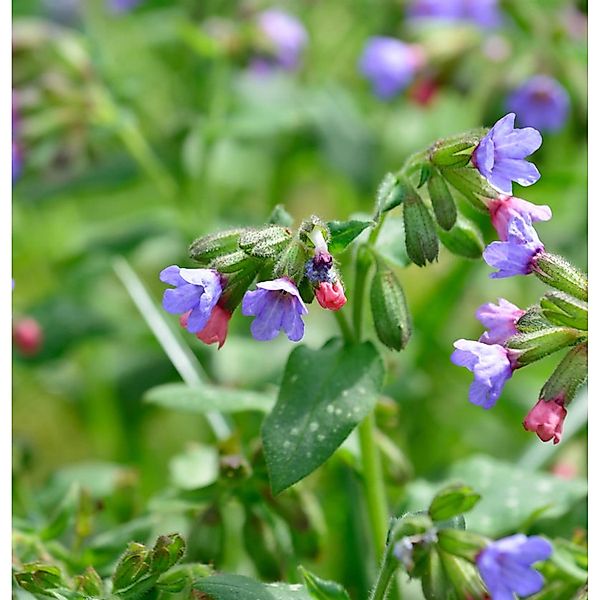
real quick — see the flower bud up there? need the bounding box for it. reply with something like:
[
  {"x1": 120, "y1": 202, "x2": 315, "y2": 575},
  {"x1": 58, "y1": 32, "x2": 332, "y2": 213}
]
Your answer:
[
  {"x1": 370, "y1": 261, "x2": 411, "y2": 351},
  {"x1": 507, "y1": 327, "x2": 586, "y2": 366},
  {"x1": 316, "y1": 281, "x2": 347, "y2": 311},
  {"x1": 437, "y1": 214, "x2": 484, "y2": 259},
  {"x1": 150, "y1": 534, "x2": 185, "y2": 574},
  {"x1": 437, "y1": 529, "x2": 488, "y2": 563},
  {"x1": 272, "y1": 239, "x2": 308, "y2": 283},
  {"x1": 13, "y1": 317, "x2": 43, "y2": 356},
  {"x1": 540, "y1": 291, "x2": 588, "y2": 330},
  {"x1": 239, "y1": 225, "x2": 293, "y2": 260},
  {"x1": 14, "y1": 565, "x2": 64, "y2": 595},
  {"x1": 430, "y1": 133, "x2": 481, "y2": 168},
  {"x1": 189, "y1": 228, "x2": 246, "y2": 264},
  {"x1": 74, "y1": 567, "x2": 103, "y2": 596},
  {"x1": 112, "y1": 543, "x2": 151, "y2": 592},
  {"x1": 523, "y1": 398, "x2": 567, "y2": 445},
  {"x1": 532, "y1": 252, "x2": 588, "y2": 302},
  {"x1": 403, "y1": 186, "x2": 439, "y2": 266},
  {"x1": 181, "y1": 305, "x2": 231, "y2": 349},
  {"x1": 427, "y1": 169, "x2": 457, "y2": 230}
]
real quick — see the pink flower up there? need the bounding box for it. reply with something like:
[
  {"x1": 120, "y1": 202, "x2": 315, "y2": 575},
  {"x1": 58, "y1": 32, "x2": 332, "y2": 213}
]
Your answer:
[
  {"x1": 13, "y1": 317, "x2": 43, "y2": 356},
  {"x1": 523, "y1": 397, "x2": 567, "y2": 445},
  {"x1": 487, "y1": 195, "x2": 551, "y2": 241},
  {"x1": 316, "y1": 281, "x2": 347, "y2": 311},
  {"x1": 180, "y1": 305, "x2": 231, "y2": 349}
]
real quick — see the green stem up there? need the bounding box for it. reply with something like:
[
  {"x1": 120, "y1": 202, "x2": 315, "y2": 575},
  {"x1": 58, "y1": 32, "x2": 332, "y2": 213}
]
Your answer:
[
  {"x1": 369, "y1": 544, "x2": 399, "y2": 600},
  {"x1": 358, "y1": 413, "x2": 389, "y2": 559}
]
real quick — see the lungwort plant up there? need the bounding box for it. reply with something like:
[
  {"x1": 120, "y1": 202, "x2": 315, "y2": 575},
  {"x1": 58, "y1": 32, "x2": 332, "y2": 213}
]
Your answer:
[{"x1": 14, "y1": 115, "x2": 588, "y2": 599}]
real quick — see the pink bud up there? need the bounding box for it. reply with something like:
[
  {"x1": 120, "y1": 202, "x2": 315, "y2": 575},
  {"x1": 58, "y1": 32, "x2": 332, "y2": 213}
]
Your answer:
[
  {"x1": 315, "y1": 281, "x2": 347, "y2": 311},
  {"x1": 523, "y1": 397, "x2": 567, "y2": 445},
  {"x1": 13, "y1": 317, "x2": 43, "y2": 356},
  {"x1": 487, "y1": 195, "x2": 552, "y2": 241},
  {"x1": 180, "y1": 305, "x2": 231, "y2": 349}
]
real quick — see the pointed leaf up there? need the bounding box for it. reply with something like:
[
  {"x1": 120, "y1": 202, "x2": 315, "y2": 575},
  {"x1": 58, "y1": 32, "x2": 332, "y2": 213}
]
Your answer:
[{"x1": 262, "y1": 340, "x2": 384, "y2": 494}]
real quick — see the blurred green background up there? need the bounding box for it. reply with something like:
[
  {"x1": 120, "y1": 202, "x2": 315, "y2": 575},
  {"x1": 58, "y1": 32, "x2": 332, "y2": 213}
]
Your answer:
[{"x1": 12, "y1": 0, "x2": 587, "y2": 596}]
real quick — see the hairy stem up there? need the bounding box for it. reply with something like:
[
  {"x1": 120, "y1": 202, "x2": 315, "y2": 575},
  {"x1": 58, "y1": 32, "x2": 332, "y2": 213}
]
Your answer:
[{"x1": 369, "y1": 543, "x2": 399, "y2": 600}]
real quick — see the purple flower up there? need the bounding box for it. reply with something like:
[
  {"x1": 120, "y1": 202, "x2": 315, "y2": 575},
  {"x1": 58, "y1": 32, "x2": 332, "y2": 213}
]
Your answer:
[
  {"x1": 12, "y1": 142, "x2": 21, "y2": 182},
  {"x1": 477, "y1": 298, "x2": 525, "y2": 345},
  {"x1": 477, "y1": 534, "x2": 552, "y2": 599},
  {"x1": 242, "y1": 278, "x2": 308, "y2": 342},
  {"x1": 160, "y1": 265, "x2": 222, "y2": 334},
  {"x1": 473, "y1": 113, "x2": 542, "y2": 195},
  {"x1": 451, "y1": 339, "x2": 516, "y2": 408},
  {"x1": 107, "y1": 0, "x2": 143, "y2": 13},
  {"x1": 408, "y1": 0, "x2": 501, "y2": 29},
  {"x1": 359, "y1": 37, "x2": 424, "y2": 100},
  {"x1": 507, "y1": 76, "x2": 570, "y2": 133},
  {"x1": 255, "y1": 9, "x2": 308, "y2": 71},
  {"x1": 483, "y1": 214, "x2": 544, "y2": 279},
  {"x1": 487, "y1": 195, "x2": 551, "y2": 241}
]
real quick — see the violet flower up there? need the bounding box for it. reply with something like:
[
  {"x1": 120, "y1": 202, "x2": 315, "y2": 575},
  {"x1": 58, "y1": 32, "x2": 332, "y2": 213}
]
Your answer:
[
  {"x1": 486, "y1": 195, "x2": 551, "y2": 241},
  {"x1": 359, "y1": 37, "x2": 424, "y2": 100},
  {"x1": 472, "y1": 113, "x2": 542, "y2": 195},
  {"x1": 507, "y1": 76, "x2": 570, "y2": 133},
  {"x1": 108, "y1": 0, "x2": 143, "y2": 13},
  {"x1": 242, "y1": 278, "x2": 308, "y2": 342},
  {"x1": 476, "y1": 298, "x2": 525, "y2": 345},
  {"x1": 477, "y1": 534, "x2": 552, "y2": 599},
  {"x1": 483, "y1": 214, "x2": 545, "y2": 279},
  {"x1": 254, "y1": 9, "x2": 308, "y2": 71},
  {"x1": 160, "y1": 265, "x2": 222, "y2": 334},
  {"x1": 451, "y1": 339, "x2": 516, "y2": 408},
  {"x1": 408, "y1": 0, "x2": 501, "y2": 29}
]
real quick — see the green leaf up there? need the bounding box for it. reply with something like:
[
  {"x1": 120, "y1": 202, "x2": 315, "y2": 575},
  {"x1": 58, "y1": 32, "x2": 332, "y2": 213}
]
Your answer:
[
  {"x1": 327, "y1": 220, "x2": 373, "y2": 254},
  {"x1": 428, "y1": 484, "x2": 481, "y2": 522},
  {"x1": 262, "y1": 340, "x2": 384, "y2": 494},
  {"x1": 169, "y1": 444, "x2": 219, "y2": 490},
  {"x1": 403, "y1": 456, "x2": 587, "y2": 537},
  {"x1": 299, "y1": 566, "x2": 351, "y2": 600},
  {"x1": 144, "y1": 383, "x2": 275, "y2": 414},
  {"x1": 194, "y1": 574, "x2": 311, "y2": 599}
]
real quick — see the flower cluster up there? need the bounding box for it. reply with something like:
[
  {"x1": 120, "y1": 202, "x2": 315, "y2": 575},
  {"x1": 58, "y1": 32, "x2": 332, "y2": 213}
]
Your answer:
[
  {"x1": 160, "y1": 218, "x2": 346, "y2": 348},
  {"x1": 451, "y1": 115, "x2": 587, "y2": 445}
]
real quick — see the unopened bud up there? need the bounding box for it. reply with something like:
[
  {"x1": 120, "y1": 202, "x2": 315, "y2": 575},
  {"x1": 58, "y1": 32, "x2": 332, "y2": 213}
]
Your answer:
[
  {"x1": 151, "y1": 534, "x2": 185, "y2": 574},
  {"x1": 370, "y1": 261, "x2": 411, "y2": 351},
  {"x1": 239, "y1": 225, "x2": 293, "y2": 260},
  {"x1": 427, "y1": 169, "x2": 457, "y2": 230},
  {"x1": 402, "y1": 185, "x2": 439, "y2": 267},
  {"x1": 507, "y1": 327, "x2": 585, "y2": 366},
  {"x1": 189, "y1": 228, "x2": 246, "y2": 264},
  {"x1": 112, "y1": 543, "x2": 151, "y2": 592},
  {"x1": 540, "y1": 291, "x2": 588, "y2": 330},
  {"x1": 532, "y1": 253, "x2": 588, "y2": 302},
  {"x1": 316, "y1": 281, "x2": 347, "y2": 311},
  {"x1": 13, "y1": 317, "x2": 43, "y2": 356}
]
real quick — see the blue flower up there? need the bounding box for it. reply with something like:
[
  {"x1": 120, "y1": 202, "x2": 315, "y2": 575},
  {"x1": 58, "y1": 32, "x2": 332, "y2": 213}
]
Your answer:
[
  {"x1": 507, "y1": 76, "x2": 570, "y2": 133},
  {"x1": 473, "y1": 113, "x2": 542, "y2": 195},
  {"x1": 476, "y1": 298, "x2": 524, "y2": 345},
  {"x1": 108, "y1": 0, "x2": 143, "y2": 13},
  {"x1": 483, "y1": 214, "x2": 544, "y2": 279},
  {"x1": 242, "y1": 278, "x2": 308, "y2": 342},
  {"x1": 477, "y1": 534, "x2": 552, "y2": 599},
  {"x1": 451, "y1": 339, "x2": 515, "y2": 408},
  {"x1": 160, "y1": 266, "x2": 222, "y2": 333},
  {"x1": 359, "y1": 37, "x2": 424, "y2": 100},
  {"x1": 408, "y1": 0, "x2": 502, "y2": 29},
  {"x1": 254, "y1": 9, "x2": 308, "y2": 71}
]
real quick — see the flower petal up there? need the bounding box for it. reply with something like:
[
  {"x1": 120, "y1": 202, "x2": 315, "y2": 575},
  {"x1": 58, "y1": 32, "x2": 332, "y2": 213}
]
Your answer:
[
  {"x1": 160, "y1": 265, "x2": 186, "y2": 287},
  {"x1": 162, "y1": 284, "x2": 200, "y2": 314}
]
